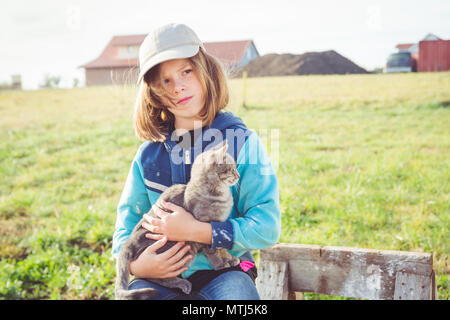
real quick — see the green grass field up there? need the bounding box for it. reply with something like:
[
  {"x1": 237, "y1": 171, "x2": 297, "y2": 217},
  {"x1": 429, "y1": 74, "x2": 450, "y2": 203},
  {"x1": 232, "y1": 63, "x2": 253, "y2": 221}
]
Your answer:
[{"x1": 0, "y1": 72, "x2": 448, "y2": 299}]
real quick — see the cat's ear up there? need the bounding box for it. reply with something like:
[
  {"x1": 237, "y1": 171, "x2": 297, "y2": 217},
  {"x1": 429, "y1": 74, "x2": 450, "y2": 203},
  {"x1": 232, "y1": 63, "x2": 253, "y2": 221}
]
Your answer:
[
  {"x1": 207, "y1": 141, "x2": 227, "y2": 164},
  {"x1": 213, "y1": 140, "x2": 228, "y2": 153}
]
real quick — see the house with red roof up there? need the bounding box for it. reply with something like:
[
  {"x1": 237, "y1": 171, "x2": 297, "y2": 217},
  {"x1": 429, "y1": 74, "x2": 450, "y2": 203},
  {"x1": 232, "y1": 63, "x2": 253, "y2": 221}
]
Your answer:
[
  {"x1": 395, "y1": 43, "x2": 415, "y2": 52},
  {"x1": 395, "y1": 33, "x2": 441, "y2": 55},
  {"x1": 80, "y1": 35, "x2": 259, "y2": 86}
]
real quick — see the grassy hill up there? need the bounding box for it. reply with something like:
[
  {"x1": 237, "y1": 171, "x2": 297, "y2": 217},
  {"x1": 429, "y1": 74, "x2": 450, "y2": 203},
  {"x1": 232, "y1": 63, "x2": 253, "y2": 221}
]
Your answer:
[{"x1": 0, "y1": 72, "x2": 448, "y2": 299}]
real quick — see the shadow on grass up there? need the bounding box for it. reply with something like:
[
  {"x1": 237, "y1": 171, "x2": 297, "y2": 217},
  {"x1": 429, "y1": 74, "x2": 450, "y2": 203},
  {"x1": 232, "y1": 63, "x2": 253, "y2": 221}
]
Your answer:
[
  {"x1": 416, "y1": 100, "x2": 450, "y2": 110},
  {"x1": 240, "y1": 104, "x2": 271, "y2": 111},
  {"x1": 439, "y1": 100, "x2": 450, "y2": 108}
]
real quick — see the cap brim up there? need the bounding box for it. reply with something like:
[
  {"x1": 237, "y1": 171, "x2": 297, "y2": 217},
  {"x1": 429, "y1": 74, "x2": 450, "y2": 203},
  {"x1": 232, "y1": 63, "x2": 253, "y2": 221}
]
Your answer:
[{"x1": 137, "y1": 44, "x2": 200, "y2": 84}]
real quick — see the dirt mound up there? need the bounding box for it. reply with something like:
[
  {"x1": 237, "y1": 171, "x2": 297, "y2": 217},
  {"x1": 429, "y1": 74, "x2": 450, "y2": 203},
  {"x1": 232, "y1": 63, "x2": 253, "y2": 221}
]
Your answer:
[{"x1": 232, "y1": 50, "x2": 368, "y2": 77}]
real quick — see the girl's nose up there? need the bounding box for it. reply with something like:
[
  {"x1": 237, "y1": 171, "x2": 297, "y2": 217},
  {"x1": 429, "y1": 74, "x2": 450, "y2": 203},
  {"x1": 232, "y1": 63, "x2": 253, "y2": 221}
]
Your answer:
[{"x1": 173, "y1": 79, "x2": 185, "y2": 94}]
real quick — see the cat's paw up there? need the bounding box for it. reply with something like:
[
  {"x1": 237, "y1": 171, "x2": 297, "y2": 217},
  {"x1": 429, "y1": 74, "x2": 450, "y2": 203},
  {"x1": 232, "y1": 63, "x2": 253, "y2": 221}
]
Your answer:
[
  {"x1": 212, "y1": 256, "x2": 240, "y2": 270},
  {"x1": 229, "y1": 255, "x2": 240, "y2": 267},
  {"x1": 212, "y1": 262, "x2": 228, "y2": 271}
]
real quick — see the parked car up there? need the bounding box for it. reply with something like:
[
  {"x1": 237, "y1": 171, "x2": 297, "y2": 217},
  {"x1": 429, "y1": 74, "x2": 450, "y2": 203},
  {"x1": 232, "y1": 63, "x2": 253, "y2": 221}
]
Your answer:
[{"x1": 384, "y1": 52, "x2": 417, "y2": 73}]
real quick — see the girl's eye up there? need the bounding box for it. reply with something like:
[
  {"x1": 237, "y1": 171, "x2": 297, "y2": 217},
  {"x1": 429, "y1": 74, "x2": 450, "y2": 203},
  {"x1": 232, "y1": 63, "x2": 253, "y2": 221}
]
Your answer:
[
  {"x1": 183, "y1": 69, "x2": 192, "y2": 75},
  {"x1": 163, "y1": 79, "x2": 170, "y2": 84}
]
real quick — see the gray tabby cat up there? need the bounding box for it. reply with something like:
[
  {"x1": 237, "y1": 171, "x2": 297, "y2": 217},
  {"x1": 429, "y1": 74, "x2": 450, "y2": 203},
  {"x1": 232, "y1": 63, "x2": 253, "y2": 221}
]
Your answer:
[{"x1": 115, "y1": 141, "x2": 241, "y2": 300}]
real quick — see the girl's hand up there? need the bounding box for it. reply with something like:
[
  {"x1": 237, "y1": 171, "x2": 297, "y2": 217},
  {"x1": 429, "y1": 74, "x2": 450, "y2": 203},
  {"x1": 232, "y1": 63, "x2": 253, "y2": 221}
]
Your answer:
[
  {"x1": 129, "y1": 236, "x2": 192, "y2": 279},
  {"x1": 143, "y1": 199, "x2": 212, "y2": 244},
  {"x1": 143, "y1": 200, "x2": 198, "y2": 242}
]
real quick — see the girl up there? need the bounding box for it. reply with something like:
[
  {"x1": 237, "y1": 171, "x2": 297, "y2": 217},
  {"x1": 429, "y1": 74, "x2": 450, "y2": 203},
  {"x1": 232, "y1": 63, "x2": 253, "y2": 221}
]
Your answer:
[{"x1": 112, "y1": 23, "x2": 280, "y2": 300}]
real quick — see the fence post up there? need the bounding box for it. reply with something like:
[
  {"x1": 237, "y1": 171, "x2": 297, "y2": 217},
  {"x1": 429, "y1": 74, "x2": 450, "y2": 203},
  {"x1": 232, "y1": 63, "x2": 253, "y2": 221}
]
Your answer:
[{"x1": 242, "y1": 71, "x2": 248, "y2": 109}]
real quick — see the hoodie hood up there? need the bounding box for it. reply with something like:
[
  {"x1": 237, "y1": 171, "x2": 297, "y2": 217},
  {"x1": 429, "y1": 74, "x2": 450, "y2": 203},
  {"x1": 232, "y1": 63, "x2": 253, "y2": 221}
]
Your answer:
[
  {"x1": 163, "y1": 111, "x2": 247, "y2": 144},
  {"x1": 209, "y1": 111, "x2": 247, "y2": 131}
]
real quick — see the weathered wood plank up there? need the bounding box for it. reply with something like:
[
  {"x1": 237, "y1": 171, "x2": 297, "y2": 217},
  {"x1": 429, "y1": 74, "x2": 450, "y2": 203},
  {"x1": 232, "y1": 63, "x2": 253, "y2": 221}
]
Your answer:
[
  {"x1": 256, "y1": 261, "x2": 289, "y2": 300},
  {"x1": 261, "y1": 243, "x2": 322, "y2": 262},
  {"x1": 431, "y1": 270, "x2": 438, "y2": 300},
  {"x1": 394, "y1": 272, "x2": 431, "y2": 300},
  {"x1": 288, "y1": 291, "x2": 303, "y2": 300},
  {"x1": 260, "y1": 243, "x2": 433, "y2": 300},
  {"x1": 261, "y1": 244, "x2": 432, "y2": 269}
]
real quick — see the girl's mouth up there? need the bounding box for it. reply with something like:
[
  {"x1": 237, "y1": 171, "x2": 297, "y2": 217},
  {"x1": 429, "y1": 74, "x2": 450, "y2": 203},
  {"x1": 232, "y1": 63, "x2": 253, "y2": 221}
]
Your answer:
[{"x1": 177, "y1": 96, "x2": 193, "y2": 105}]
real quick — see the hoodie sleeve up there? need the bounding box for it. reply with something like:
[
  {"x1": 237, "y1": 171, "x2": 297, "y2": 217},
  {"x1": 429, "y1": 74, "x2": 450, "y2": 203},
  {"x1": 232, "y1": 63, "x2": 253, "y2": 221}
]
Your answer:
[
  {"x1": 112, "y1": 142, "x2": 151, "y2": 258},
  {"x1": 210, "y1": 130, "x2": 281, "y2": 251}
]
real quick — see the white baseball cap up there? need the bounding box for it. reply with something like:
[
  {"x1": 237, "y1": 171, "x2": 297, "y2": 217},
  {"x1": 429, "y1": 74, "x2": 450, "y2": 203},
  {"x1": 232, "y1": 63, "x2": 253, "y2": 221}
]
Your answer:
[{"x1": 137, "y1": 23, "x2": 205, "y2": 84}]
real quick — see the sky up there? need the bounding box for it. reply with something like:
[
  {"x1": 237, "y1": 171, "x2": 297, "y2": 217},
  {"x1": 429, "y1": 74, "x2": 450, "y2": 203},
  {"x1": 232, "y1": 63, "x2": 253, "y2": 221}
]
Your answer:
[{"x1": 1, "y1": 0, "x2": 450, "y2": 89}]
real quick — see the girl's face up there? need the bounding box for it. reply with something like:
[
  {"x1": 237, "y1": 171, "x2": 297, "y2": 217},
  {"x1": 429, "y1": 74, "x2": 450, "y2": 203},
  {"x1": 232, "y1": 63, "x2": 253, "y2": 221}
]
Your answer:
[{"x1": 158, "y1": 58, "x2": 205, "y2": 129}]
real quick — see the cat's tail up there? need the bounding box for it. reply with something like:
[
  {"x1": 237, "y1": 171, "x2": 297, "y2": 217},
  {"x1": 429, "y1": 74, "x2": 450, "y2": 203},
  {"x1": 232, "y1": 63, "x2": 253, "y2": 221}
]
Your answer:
[
  {"x1": 115, "y1": 287, "x2": 158, "y2": 300},
  {"x1": 115, "y1": 251, "x2": 158, "y2": 300}
]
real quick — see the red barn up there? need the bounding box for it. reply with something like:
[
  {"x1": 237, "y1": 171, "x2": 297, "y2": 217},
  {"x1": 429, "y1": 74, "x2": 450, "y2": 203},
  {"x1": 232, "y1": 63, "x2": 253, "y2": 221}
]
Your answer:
[{"x1": 418, "y1": 40, "x2": 450, "y2": 72}]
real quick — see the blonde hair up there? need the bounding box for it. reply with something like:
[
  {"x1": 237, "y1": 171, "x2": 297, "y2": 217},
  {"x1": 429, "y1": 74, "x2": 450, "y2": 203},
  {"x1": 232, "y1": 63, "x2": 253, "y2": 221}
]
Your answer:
[{"x1": 134, "y1": 49, "x2": 230, "y2": 142}]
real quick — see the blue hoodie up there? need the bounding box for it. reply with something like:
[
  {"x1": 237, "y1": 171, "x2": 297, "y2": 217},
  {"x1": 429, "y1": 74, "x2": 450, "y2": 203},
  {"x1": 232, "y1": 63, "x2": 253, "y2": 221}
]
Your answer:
[{"x1": 112, "y1": 111, "x2": 281, "y2": 278}]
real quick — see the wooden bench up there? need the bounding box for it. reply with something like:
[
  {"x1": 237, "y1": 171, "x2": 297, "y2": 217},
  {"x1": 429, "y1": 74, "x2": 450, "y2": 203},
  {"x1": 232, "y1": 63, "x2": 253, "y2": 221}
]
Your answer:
[{"x1": 256, "y1": 243, "x2": 437, "y2": 300}]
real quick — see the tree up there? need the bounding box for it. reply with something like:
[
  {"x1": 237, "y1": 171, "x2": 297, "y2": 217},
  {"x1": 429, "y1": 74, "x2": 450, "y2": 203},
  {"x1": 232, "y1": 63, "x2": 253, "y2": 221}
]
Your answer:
[{"x1": 39, "y1": 74, "x2": 61, "y2": 88}]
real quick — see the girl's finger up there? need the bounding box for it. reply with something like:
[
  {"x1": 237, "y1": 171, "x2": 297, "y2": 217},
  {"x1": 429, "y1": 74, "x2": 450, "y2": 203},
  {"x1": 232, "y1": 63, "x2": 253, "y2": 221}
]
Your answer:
[
  {"x1": 153, "y1": 204, "x2": 169, "y2": 219},
  {"x1": 146, "y1": 236, "x2": 167, "y2": 253},
  {"x1": 141, "y1": 221, "x2": 151, "y2": 231},
  {"x1": 142, "y1": 214, "x2": 157, "y2": 226},
  {"x1": 165, "y1": 266, "x2": 189, "y2": 278},
  {"x1": 159, "y1": 241, "x2": 185, "y2": 259},
  {"x1": 143, "y1": 213, "x2": 152, "y2": 222},
  {"x1": 149, "y1": 216, "x2": 162, "y2": 227},
  {"x1": 167, "y1": 244, "x2": 191, "y2": 265},
  {"x1": 168, "y1": 252, "x2": 193, "y2": 272},
  {"x1": 145, "y1": 233, "x2": 164, "y2": 240},
  {"x1": 142, "y1": 222, "x2": 159, "y2": 233},
  {"x1": 160, "y1": 199, "x2": 178, "y2": 212}
]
